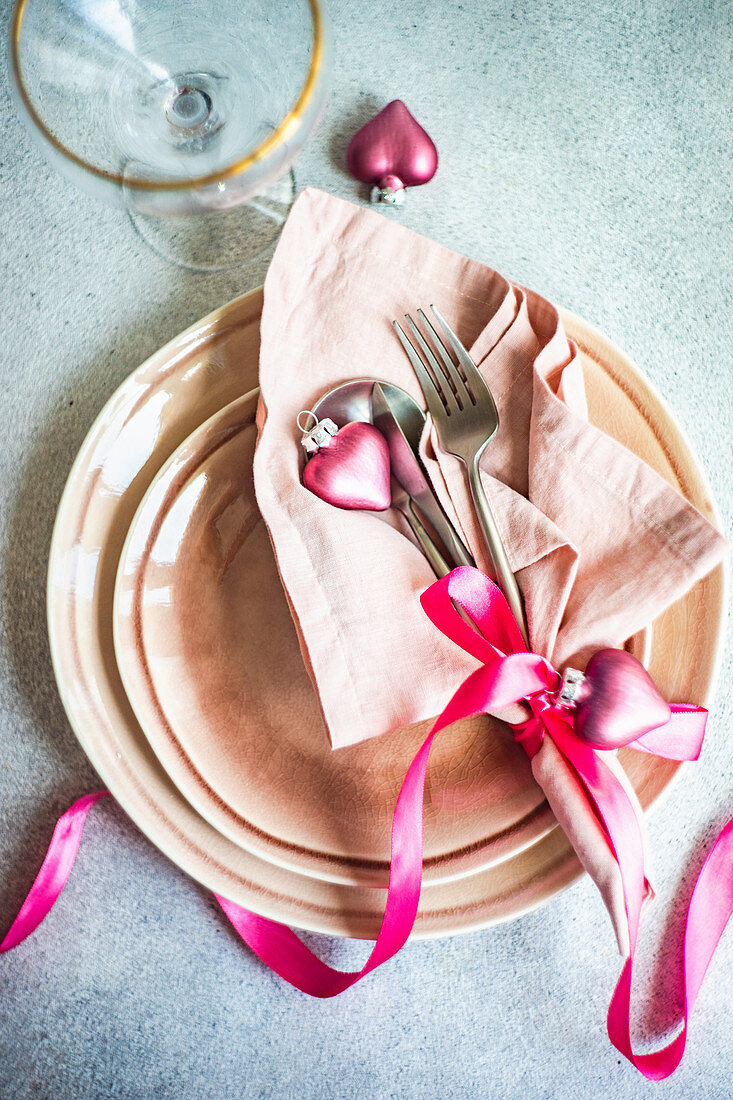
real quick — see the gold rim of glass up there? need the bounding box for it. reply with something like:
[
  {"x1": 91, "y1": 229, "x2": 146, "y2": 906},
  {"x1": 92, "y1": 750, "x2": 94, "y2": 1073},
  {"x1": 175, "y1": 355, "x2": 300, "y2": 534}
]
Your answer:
[{"x1": 10, "y1": 0, "x2": 325, "y2": 192}]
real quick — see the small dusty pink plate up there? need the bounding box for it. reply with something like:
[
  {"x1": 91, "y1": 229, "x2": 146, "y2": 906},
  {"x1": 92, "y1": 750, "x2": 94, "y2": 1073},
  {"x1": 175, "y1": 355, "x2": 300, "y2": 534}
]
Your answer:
[{"x1": 113, "y1": 392, "x2": 559, "y2": 886}]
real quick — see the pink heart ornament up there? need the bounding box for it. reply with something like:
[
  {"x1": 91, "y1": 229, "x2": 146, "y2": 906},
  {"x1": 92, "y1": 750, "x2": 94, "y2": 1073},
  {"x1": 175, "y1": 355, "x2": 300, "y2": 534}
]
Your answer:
[
  {"x1": 574, "y1": 649, "x2": 671, "y2": 750},
  {"x1": 346, "y1": 100, "x2": 438, "y2": 203},
  {"x1": 302, "y1": 421, "x2": 392, "y2": 511}
]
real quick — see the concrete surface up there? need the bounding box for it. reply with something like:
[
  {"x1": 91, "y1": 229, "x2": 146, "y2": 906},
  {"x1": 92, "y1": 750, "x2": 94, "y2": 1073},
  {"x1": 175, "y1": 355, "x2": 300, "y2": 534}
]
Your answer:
[{"x1": 0, "y1": 1, "x2": 731, "y2": 1097}]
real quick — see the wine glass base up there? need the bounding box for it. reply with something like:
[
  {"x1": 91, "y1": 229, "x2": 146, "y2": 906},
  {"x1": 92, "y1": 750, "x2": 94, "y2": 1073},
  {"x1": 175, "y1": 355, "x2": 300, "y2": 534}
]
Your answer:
[{"x1": 127, "y1": 170, "x2": 296, "y2": 272}]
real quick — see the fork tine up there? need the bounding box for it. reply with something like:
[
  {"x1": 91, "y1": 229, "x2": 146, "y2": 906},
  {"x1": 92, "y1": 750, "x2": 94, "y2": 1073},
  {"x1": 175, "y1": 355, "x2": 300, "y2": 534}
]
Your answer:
[
  {"x1": 429, "y1": 305, "x2": 496, "y2": 411},
  {"x1": 416, "y1": 308, "x2": 470, "y2": 405},
  {"x1": 392, "y1": 321, "x2": 448, "y2": 424},
  {"x1": 404, "y1": 314, "x2": 460, "y2": 412}
]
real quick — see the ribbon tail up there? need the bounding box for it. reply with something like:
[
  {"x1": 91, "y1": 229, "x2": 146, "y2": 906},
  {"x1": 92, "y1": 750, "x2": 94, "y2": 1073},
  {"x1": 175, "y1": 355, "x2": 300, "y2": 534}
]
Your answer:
[
  {"x1": 607, "y1": 818, "x2": 733, "y2": 1080},
  {"x1": 214, "y1": 655, "x2": 548, "y2": 995},
  {"x1": 630, "y1": 705, "x2": 707, "y2": 761},
  {"x1": 550, "y1": 719, "x2": 647, "y2": 947},
  {"x1": 600, "y1": 750, "x2": 655, "y2": 902},
  {"x1": 0, "y1": 720, "x2": 439, "y2": 998},
  {"x1": 0, "y1": 791, "x2": 110, "y2": 953},
  {"x1": 530, "y1": 733, "x2": 631, "y2": 953},
  {"x1": 549, "y1": 721, "x2": 733, "y2": 1080}
]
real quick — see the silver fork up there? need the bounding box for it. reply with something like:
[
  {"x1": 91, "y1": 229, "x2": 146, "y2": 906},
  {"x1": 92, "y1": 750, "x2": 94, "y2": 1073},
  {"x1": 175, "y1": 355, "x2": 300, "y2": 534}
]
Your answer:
[{"x1": 394, "y1": 305, "x2": 529, "y2": 645}]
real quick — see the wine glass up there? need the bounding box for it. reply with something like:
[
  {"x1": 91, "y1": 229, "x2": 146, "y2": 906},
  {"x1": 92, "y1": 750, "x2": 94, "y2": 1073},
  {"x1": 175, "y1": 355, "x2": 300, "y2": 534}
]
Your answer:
[{"x1": 9, "y1": 0, "x2": 331, "y2": 271}]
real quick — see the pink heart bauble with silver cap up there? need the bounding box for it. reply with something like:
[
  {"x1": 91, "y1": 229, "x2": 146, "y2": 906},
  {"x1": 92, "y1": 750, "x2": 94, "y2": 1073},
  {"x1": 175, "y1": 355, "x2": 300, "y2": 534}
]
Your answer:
[
  {"x1": 346, "y1": 100, "x2": 438, "y2": 204},
  {"x1": 302, "y1": 421, "x2": 392, "y2": 512},
  {"x1": 572, "y1": 648, "x2": 671, "y2": 750}
]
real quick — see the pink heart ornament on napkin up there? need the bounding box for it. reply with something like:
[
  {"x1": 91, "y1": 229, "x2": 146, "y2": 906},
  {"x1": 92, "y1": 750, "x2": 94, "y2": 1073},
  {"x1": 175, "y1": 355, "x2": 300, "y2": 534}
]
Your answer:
[
  {"x1": 302, "y1": 420, "x2": 392, "y2": 512},
  {"x1": 572, "y1": 649, "x2": 672, "y2": 749}
]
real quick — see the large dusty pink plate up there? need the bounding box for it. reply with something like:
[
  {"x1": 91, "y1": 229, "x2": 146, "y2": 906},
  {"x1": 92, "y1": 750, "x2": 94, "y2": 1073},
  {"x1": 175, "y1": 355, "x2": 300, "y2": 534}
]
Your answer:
[{"x1": 47, "y1": 289, "x2": 726, "y2": 937}]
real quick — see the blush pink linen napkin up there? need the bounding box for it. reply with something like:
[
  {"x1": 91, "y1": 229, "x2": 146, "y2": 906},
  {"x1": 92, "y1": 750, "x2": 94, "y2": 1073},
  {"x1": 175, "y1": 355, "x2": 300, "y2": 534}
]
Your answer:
[
  {"x1": 253, "y1": 189, "x2": 727, "y2": 954},
  {"x1": 254, "y1": 187, "x2": 726, "y2": 753}
]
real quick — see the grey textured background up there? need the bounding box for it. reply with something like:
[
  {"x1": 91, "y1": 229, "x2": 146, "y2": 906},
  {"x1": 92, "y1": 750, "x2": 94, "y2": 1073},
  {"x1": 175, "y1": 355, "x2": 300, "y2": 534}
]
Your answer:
[{"x1": 1, "y1": 1, "x2": 731, "y2": 1097}]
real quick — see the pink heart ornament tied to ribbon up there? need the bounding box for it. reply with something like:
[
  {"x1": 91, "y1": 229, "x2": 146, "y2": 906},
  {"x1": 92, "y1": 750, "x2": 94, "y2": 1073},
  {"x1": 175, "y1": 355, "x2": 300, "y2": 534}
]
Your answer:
[{"x1": 570, "y1": 648, "x2": 672, "y2": 750}]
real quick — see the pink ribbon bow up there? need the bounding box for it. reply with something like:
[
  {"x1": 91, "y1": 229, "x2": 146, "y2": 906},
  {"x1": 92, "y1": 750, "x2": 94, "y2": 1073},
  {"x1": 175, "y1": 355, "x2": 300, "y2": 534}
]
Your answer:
[
  {"x1": 419, "y1": 568, "x2": 733, "y2": 1078},
  {"x1": 2, "y1": 569, "x2": 731, "y2": 1080}
]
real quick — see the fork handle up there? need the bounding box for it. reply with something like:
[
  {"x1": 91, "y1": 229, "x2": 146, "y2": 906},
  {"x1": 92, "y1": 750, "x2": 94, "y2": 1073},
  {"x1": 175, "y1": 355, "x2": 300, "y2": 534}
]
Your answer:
[{"x1": 467, "y1": 458, "x2": 530, "y2": 647}]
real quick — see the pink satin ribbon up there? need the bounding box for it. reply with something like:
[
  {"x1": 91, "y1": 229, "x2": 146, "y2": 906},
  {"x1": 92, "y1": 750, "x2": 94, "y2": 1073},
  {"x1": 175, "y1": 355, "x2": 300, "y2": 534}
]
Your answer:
[{"x1": 2, "y1": 568, "x2": 731, "y2": 1078}]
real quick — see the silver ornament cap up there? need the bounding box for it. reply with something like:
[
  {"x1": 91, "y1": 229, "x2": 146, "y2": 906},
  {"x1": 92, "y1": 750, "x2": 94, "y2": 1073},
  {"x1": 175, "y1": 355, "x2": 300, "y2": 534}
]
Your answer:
[
  {"x1": 370, "y1": 174, "x2": 406, "y2": 205},
  {"x1": 297, "y1": 410, "x2": 339, "y2": 456},
  {"x1": 555, "y1": 667, "x2": 586, "y2": 708}
]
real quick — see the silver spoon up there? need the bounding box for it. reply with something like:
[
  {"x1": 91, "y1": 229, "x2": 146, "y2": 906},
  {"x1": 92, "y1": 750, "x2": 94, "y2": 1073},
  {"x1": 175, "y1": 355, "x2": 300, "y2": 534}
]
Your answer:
[{"x1": 312, "y1": 379, "x2": 472, "y2": 573}]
